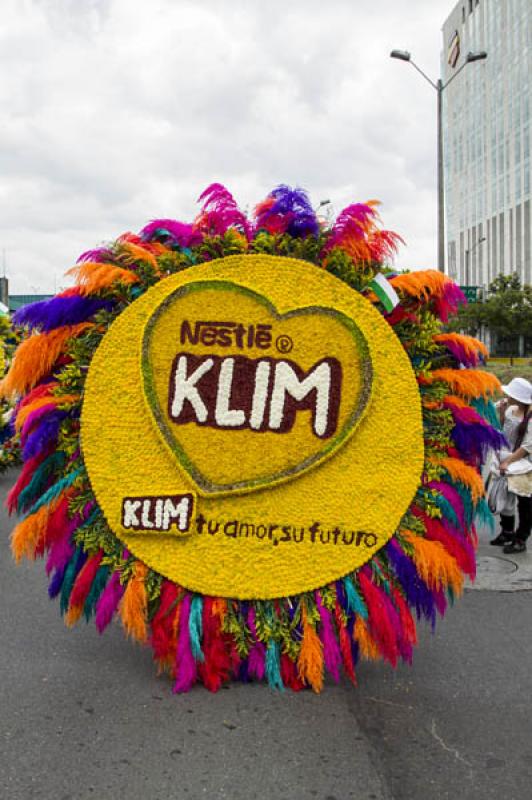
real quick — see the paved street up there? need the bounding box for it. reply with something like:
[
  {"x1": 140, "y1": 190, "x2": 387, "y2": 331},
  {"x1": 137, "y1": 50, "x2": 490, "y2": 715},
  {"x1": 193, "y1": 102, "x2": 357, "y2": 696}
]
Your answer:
[{"x1": 1, "y1": 468, "x2": 532, "y2": 800}]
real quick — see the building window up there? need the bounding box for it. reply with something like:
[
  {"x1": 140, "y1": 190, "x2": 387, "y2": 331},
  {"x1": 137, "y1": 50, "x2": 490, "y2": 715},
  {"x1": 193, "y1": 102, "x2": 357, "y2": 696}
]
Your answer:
[
  {"x1": 525, "y1": 200, "x2": 531, "y2": 284},
  {"x1": 462, "y1": 6, "x2": 465, "y2": 23},
  {"x1": 516, "y1": 204, "x2": 522, "y2": 271},
  {"x1": 469, "y1": 0, "x2": 473, "y2": 14},
  {"x1": 499, "y1": 213, "x2": 505, "y2": 273}
]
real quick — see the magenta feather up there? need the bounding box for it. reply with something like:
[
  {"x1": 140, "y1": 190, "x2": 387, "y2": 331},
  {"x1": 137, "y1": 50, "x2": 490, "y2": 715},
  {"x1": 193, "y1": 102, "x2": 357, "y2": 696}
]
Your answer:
[
  {"x1": 247, "y1": 608, "x2": 266, "y2": 680},
  {"x1": 439, "y1": 338, "x2": 480, "y2": 367},
  {"x1": 77, "y1": 247, "x2": 113, "y2": 263},
  {"x1": 326, "y1": 202, "x2": 376, "y2": 251},
  {"x1": 196, "y1": 183, "x2": 251, "y2": 239},
  {"x1": 173, "y1": 595, "x2": 197, "y2": 693},
  {"x1": 139, "y1": 219, "x2": 201, "y2": 248},
  {"x1": 95, "y1": 571, "x2": 124, "y2": 633},
  {"x1": 433, "y1": 283, "x2": 467, "y2": 322},
  {"x1": 315, "y1": 591, "x2": 342, "y2": 682}
]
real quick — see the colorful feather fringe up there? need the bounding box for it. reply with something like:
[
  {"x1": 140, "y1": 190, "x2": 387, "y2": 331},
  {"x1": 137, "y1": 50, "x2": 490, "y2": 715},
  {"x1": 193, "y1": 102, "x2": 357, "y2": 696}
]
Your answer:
[{"x1": 3, "y1": 183, "x2": 500, "y2": 693}]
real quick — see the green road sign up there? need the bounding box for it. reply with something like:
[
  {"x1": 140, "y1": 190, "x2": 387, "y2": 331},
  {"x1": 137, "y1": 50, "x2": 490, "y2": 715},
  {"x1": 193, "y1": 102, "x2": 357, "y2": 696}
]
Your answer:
[{"x1": 459, "y1": 286, "x2": 480, "y2": 303}]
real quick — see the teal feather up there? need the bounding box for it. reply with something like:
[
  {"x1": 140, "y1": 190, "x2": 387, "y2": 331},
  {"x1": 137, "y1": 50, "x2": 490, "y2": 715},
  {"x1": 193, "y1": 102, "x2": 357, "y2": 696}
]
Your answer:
[
  {"x1": 447, "y1": 479, "x2": 475, "y2": 524},
  {"x1": 25, "y1": 467, "x2": 82, "y2": 518},
  {"x1": 471, "y1": 397, "x2": 501, "y2": 430},
  {"x1": 18, "y1": 451, "x2": 67, "y2": 512},
  {"x1": 188, "y1": 595, "x2": 204, "y2": 662},
  {"x1": 60, "y1": 547, "x2": 82, "y2": 615},
  {"x1": 83, "y1": 565, "x2": 110, "y2": 621},
  {"x1": 475, "y1": 496, "x2": 494, "y2": 530},
  {"x1": 265, "y1": 640, "x2": 284, "y2": 691},
  {"x1": 343, "y1": 576, "x2": 368, "y2": 618},
  {"x1": 424, "y1": 489, "x2": 460, "y2": 529},
  {"x1": 79, "y1": 507, "x2": 102, "y2": 530}
]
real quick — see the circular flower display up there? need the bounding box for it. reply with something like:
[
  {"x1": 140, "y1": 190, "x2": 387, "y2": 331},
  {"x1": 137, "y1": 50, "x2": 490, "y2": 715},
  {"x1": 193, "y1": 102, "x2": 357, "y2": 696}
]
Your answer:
[{"x1": 3, "y1": 184, "x2": 502, "y2": 693}]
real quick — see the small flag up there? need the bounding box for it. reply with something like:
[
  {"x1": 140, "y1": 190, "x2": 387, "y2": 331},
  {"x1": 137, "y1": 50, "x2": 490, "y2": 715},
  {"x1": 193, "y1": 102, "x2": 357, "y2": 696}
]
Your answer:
[{"x1": 368, "y1": 272, "x2": 400, "y2": 313}]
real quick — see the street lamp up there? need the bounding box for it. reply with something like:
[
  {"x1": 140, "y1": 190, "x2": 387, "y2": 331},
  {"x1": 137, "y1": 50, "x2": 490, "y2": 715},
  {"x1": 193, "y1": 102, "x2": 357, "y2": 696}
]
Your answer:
[
  {"x1": 390, "y1": 48, "x2": 487, "y2": 273},
  {"x1": 465, "y1": 235, "x2": 486, "y2": 287}
]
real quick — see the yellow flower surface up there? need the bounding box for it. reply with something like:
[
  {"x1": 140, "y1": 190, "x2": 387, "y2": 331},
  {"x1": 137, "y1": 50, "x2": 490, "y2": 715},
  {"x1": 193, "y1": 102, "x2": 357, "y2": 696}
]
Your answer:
[{"x1": 81, "y1": 254, "x2": 424, "y2": 598}]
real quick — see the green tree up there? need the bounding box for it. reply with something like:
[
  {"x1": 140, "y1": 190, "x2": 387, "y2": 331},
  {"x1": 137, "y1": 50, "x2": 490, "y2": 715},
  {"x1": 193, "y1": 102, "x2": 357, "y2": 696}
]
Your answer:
[{"x1": 448, "y1": 273, "x2": 532, "y2": 344}]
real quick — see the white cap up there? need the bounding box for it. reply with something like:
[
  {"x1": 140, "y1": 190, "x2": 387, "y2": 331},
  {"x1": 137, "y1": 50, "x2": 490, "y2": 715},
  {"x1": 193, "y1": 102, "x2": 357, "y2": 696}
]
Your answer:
[{"x1": 501, "y1": 377, "x2": 532, "y2": 405}]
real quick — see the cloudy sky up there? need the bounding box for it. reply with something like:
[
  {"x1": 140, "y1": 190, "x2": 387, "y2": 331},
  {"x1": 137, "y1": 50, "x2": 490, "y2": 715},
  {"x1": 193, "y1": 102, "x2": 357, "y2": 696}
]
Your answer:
[{"x1": 1, "y1": 0, "x2": 455, "y2": 294}]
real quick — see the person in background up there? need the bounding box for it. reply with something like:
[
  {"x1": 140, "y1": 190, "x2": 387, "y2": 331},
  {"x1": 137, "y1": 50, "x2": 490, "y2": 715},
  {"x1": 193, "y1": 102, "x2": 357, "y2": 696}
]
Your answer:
[{"x1": 490, "y1": 377, "x2": 532, "y2": 553}]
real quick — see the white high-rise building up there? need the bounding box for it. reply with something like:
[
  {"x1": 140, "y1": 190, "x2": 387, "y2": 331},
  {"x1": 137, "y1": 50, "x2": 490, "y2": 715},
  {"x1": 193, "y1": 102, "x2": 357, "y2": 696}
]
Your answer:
[{"x1": 442, "y1": 0, "x2": 531, "y2": 289}]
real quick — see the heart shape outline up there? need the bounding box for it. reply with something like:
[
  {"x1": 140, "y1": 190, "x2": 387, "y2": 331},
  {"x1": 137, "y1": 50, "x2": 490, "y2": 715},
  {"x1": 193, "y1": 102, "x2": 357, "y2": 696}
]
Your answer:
[{"x1": 141, "y1": 280, "x2": 373, "y2": 496}]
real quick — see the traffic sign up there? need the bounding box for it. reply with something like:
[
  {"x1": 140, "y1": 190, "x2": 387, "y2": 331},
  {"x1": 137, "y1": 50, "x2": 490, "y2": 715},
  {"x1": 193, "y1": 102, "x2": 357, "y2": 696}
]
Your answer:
[{"x1": 460, "y1": 286, "x2": 480, "y2": 303}]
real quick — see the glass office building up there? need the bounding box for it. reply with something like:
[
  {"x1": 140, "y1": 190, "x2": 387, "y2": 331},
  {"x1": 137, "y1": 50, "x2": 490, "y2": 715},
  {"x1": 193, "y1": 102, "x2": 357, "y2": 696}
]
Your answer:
[{"x1": 442, "y1": 0, "x2": 531, "y2": 288}]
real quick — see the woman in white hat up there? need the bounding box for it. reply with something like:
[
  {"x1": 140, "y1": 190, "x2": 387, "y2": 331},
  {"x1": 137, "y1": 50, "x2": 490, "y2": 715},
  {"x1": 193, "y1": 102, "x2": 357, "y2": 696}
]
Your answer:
[{"x1": 491, "y1": 376, "x2": 532, "y2": 553}]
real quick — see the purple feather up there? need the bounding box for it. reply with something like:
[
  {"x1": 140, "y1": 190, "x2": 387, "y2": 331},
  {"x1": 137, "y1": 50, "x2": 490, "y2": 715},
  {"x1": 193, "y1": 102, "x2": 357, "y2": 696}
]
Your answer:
[
  {"x1": 95, "y1": 571, "x2": 124, "y2": 633},
  {"x1": 22, "y1": 411, "x2": 68, "y2": 461},
  {"x1": 238, "y1": 659, "x2": 251, "y2": 683},
  {"x1": 255, "y1": 185, "x2": 319, "y2": 238},
  {"x1": 20, "y1": 404, "x2": 60, "y2": 443},
  {"x1": 48, "y1": 565, "x2": 67, "y2": 598},
  {"x1": 450, "y1": 420, "x2": 505, "y2": 461},
  {"x1": 140, "y1": 219, "x2": 201, "y2": 248},
  {"x1": 385, "y1": 540, "x2": 437, "y2": 627},
  {"x1": 13, "y1": 294, "x2": 112, "y2": 332}
]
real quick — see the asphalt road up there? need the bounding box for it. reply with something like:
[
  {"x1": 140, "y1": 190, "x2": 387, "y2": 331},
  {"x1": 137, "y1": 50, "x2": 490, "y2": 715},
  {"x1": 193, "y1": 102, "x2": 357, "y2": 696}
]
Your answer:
[{"x1": 1, "y1": 468, "x2": 531, "y2": 800}]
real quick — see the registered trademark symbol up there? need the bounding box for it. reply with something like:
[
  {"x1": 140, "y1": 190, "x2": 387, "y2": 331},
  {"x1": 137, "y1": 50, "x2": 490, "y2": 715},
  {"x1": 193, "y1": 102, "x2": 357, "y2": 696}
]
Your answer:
[{"x1": 276, "y1": 334, "x2": 293, "y2": 354}]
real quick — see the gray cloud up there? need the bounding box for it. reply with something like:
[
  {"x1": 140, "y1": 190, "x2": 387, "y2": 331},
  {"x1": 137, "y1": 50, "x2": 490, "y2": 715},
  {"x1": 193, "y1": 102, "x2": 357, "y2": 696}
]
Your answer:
[{"x1": 1, "y1": 0, "x2": 452, "y2": 292}]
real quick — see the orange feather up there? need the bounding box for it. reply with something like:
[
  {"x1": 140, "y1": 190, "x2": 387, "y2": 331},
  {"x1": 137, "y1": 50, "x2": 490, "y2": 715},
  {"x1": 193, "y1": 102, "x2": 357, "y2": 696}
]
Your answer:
[
  {"x1": 0, "y1": 324, "x2": 92, "y2": 399},
  {"x1": 297, "y1": 605, "x2": 324, "y2": 693},
  {"x1": 402, "y1": 530, "x2": 463, "y2": 595},
  {"x1": 119, "y1": 562, "x2": 149, "y2": 643},
  {"x1": 67, "y1": 262, "x2": 139, "y2": 296}
]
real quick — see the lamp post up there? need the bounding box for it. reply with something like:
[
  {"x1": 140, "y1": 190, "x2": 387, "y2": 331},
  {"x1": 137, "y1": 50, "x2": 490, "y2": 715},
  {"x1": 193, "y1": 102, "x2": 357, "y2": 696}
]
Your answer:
[
  {"x1": 390, "y1": 48, "x2": 487, "y2": 273},
  {"x1": 465, "y1": 235, "x2": 486, "y2": 288}
]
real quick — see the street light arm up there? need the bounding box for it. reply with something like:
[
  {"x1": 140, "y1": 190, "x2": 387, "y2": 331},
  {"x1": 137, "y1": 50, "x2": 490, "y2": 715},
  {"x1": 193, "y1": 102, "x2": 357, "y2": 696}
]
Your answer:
[
  {"x1": 408, "y1": 60, "x2": 438, "y2": 90},
  {"x1": 390, "y1": 49, "x2": 438, "y2": 90},
  {"x1": 442, "y1": 59, "x2": 470, "y2": 90},
  {"x1": 442, "y1": 52, "x2": 487, "y2": 90}
]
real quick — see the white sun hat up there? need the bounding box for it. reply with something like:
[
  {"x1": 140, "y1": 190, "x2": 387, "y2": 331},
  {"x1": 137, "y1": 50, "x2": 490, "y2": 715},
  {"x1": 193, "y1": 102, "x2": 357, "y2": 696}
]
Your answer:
[{"x1": 501, "y1": 377, "x2": 532, "y2": 405}]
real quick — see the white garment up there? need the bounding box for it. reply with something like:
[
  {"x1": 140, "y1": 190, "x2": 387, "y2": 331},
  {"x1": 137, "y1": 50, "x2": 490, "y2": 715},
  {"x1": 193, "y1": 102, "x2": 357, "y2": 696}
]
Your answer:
[
  {"x1": 499, "y1": 403, "x2": 532, "y2": 455},
  {"x1": 491, "y1": 402, "x2": 532, "y2": 500}
]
